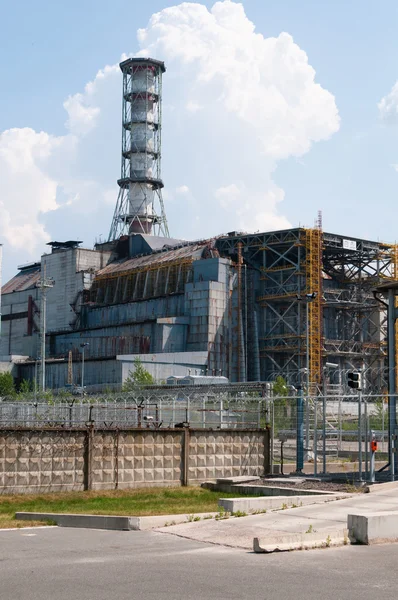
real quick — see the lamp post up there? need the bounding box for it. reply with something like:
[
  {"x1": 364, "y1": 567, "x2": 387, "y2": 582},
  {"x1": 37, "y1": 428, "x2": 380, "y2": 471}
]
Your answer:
[
  {"x1": 36, "y1": 264, "x2": 55, "y2": 392},
  {"x1": 297, "y1": 293, "x2": 317, "y2": 450},
  {"x1": 80, "y1": 343, "x2": 89, "y2": 394}
]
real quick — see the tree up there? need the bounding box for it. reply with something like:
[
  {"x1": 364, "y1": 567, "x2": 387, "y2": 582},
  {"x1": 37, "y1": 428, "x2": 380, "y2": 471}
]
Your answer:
[
  {"x1": 272, "y1": 376, "x2": 288, "y2": 397},
  {"x1": 18, "y1": 379, "x2": 32, "y2": 395},
  {"x1": 122, "y1": 358, "x2": 155, "y2": 391},
  {"x1": 271, "y1": 376, "x2": 293, "y2": 434},
  {"x1": 0, "y1": 372, "x2": 16, "y2": 397}
]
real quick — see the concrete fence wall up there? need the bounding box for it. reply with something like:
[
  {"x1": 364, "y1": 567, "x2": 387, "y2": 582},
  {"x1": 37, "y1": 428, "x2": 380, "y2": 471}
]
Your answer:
[{"x1": 0, "y1": 428, "x2": 270, "y2": 495}]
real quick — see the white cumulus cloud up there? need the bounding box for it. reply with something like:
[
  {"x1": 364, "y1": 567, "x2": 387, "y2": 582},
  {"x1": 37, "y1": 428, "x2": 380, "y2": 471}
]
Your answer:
[
  {"x1": 215, "y1": 183, "x2": 241, "y2": 209},
  {"x1": 0, "y1": 128, "x2": 64, "y2": 252},
  {"x1": 176, "y1": 185, "x2": 190, "y2": 194},
  {"x1": 379, "y1": 82, "x2": 398, "y2": 123},
  {"x1": 138, "y1": 0, "x2": 339, "y2": 234},
  {"x1": 138, "y1": 1, "x2": 339, "y2": 159},
  {"x1": 0, "y1": 1, "x2": 340, "y2": 279}
]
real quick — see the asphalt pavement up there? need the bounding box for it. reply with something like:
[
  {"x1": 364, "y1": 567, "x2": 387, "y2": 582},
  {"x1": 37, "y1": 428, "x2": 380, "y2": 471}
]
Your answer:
[{"x1": 0, "y1": 526, "x2": 397, "y2": 600}]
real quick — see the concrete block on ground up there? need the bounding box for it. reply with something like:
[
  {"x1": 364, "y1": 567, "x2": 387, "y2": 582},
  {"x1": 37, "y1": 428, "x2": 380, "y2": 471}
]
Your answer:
[
  {"x1": 219, "y1": 494, "x2": 345, "y2": 513},
  {"x1": 253, "y1": 528, "x2": 347, "y2": 553},
  {"x1": 205, "y1": 481, "x2": 337, "y2": 497},
  {"x1": 15, "y1": 511, "x2": 220, "y2": 531},
  {"x1": 15, "y1": 512, "x2": 137, "y2": 531},
  {"x1": 364, "y1": 481, "x2": 398, "y2": 494},
  {"x1": 216, "y1": 476, "x2": 260, "y2": 484},
  {"x1": 348, "y1": 511, "x2": 398, "y2": 544}
]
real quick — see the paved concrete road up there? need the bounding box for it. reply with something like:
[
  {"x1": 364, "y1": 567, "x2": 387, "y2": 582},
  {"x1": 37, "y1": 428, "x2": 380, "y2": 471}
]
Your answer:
[
  {"x1": 0, "y1": 527, "x2": 396, "y2": 600},
  {"x1": 155, "y1": 484, "x2": 398, "y2": 549}
]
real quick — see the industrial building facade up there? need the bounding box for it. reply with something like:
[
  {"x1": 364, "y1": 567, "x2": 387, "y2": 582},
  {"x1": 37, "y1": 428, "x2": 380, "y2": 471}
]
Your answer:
[
  {"x1": 0, "y1": 227, "x2": 395, "y2": 392},
  {"x1": 1, "y1": 57, "x2": 395, "y2": 392}
]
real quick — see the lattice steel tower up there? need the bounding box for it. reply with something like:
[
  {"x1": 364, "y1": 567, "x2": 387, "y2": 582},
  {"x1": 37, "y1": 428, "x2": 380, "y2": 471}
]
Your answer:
[{"x1": 108, "y1": 58, "x2": 169, "y2": 240}]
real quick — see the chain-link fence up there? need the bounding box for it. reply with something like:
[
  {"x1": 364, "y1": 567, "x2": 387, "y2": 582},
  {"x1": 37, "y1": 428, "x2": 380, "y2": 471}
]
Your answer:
[
  {"x1": 271, "y1": 392, "x2": 390, "y2": 479},
  {"x1": 0, "y1": 384, "x2": 393, "y2": 481},
  {"x1": 0, "y1": 384, "x2": 269, "y2": 430}
]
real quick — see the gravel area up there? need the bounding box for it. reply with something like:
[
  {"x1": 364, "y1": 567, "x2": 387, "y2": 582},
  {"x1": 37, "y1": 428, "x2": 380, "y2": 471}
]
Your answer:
[{"x1": 254, "y1": 478, "x2": 364, "y2": 493}]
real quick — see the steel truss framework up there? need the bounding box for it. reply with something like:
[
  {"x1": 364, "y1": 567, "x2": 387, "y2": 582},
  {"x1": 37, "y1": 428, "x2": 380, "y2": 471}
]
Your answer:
[
  {"x1": 217, "y1": 229, "x2": 395, "y2": 391},
  {"x1": 88, "y1": 259, "x2": 194, "y2": 305}
]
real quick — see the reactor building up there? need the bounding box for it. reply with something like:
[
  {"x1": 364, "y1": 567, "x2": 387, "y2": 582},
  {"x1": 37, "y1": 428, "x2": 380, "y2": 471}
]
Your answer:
[{"x1": 0, "y1": 58, "x2": 396, "y2": 392}]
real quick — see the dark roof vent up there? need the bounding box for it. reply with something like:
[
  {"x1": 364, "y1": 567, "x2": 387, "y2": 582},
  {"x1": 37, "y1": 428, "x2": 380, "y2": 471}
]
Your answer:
[{"x1": 47, "y1": 241, "x2": 83, "y2": 251}]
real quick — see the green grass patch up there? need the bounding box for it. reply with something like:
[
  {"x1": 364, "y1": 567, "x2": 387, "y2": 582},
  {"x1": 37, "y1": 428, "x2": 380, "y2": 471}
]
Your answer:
[{"x1": 0, "y1": 487, "x2": 252, "y2": 528}]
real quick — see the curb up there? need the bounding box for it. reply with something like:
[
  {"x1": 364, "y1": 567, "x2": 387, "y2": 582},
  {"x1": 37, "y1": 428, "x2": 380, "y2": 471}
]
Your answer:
[
  {"x1": 219, "y1": 493, "x2": 349, "y2": 513},
  {"x1": 364, "y1": 480, "x2": 398, "y2": 494},
  {"x1": 15, "y1": 511, "x2": 219, "y2": 531},
  {"x1": 15, "y1": 512, "x2": 137, "y2": 531},
  {"x1": 253, "y1": 529, "x2": 348, "y2": 553}
]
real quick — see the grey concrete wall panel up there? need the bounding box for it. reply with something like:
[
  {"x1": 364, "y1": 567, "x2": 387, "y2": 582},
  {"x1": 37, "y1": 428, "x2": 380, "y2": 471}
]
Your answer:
[
  {"x1": 81, "y1": 296, "x2": 184, "y2": 329},
  {"x1": 0, "y1": 427, "x2": 269, "y2": 494},
  {"x1": 91, "y1": 430, "x2": 183, "y2": 490},
  {"x1": 0, "y1": 430, "x2": 86, "y2": 494},
  {"x1": 187, "y1": 430, "x2": 266, "y2": 484}
]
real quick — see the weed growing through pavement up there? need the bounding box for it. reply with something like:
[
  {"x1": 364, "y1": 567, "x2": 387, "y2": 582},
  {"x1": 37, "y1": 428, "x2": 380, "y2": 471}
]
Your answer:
[
  {"x1": 186, "y1": 514, "x2": 201, "y2": 522},
  {"x1": 215, "y1": 507, "x2": 230, "y2": 520},
  {"x1": 305, "y1": 524, "x2": 314, "y2": 534}
]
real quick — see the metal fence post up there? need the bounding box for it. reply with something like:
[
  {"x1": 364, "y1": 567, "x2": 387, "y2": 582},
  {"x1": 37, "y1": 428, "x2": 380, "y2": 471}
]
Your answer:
[
  {"x1": 338, "y1": 396, "x2": 342, "y2": 452},
  {"x1": 370, "y1": 429, "x2": 375, "y2": 483},
  {"x1": 271, "y1": 398, "x2": 274, "y2": 475},
  {"x1": 296, "y1": 387, "x2": 304, "y2": 473},
  {"x1": 364, "y1": 400, "x2": 369, "y2": 480},
  {"x1": 314, "y1": 397, "x2": 318, "y2": 477},
  {"x1": 358, "y1": 391, "x2": 362, "y2": 482},
  {"x1": 382, "y1": 400, "x2": 385, "y2": 444},
  {"x1": 322, "y1": 393, "x2": 326, "y2": 475}
]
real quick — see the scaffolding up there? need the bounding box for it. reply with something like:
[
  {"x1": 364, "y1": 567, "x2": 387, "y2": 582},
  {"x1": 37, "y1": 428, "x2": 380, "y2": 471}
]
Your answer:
[
  {"x1": 388, "y1": 244, "x2": 398, "y2": 388},
  {"x1": 216, "y1": 229, "x2": 394, "y2": 388},
  {"x1": 305, "y1": 227, "x2": 323, "y2": 388}
]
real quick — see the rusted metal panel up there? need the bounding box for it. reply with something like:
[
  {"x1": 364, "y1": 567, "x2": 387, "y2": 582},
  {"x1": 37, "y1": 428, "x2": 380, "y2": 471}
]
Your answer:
[{"x1": 2, "y1": 268, "x2": 41, "y2": 295}]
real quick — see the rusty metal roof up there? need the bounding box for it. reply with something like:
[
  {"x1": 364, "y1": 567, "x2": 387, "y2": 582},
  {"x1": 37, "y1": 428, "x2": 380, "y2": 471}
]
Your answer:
[
  {"x1": 2, "y1": 266, "x2": 41, "y2": 295},
  {"x1": 96, "y1": 241, "x2": 208, "y2": 278}
]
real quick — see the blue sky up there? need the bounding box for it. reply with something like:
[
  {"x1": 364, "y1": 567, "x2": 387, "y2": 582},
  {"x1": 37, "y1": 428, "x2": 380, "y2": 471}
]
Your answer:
[{"x1": 1, "y1": 0, "x2": 398, "y2": 281}]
